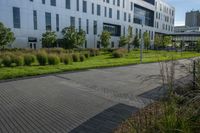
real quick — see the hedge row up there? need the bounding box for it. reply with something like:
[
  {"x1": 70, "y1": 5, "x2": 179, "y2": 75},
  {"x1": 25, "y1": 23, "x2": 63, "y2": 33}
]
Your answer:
[{"x1": 0, "y1": 50, "x2": 93, "y2": 67}]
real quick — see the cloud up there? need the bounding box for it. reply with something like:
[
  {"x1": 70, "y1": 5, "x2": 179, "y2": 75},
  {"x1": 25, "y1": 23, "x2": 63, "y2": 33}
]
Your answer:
[{"x1": 175, "y1": 21, "x2": 185, "y2": 26}]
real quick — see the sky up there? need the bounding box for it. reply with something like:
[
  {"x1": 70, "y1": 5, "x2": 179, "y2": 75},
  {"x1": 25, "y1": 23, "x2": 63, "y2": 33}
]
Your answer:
[{"x1": 167, "y1": 0, "x2": 200, "y2": 26}]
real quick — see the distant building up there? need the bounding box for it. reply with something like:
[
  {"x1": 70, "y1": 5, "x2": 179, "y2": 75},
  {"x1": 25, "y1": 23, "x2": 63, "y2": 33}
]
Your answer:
[
  {"x1": 174, "y1": 26, "x2": 200, "y2": 33},
  {"x1": 185, "y1": 10, "x2": 200, "y2": 27}
]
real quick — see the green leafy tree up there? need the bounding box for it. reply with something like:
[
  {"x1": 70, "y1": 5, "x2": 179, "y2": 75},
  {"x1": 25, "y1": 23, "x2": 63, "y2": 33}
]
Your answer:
[
  {"x1": 42, "y1": 31, "x2": 57, "y2": 48},
  {"x1": 100, "y1": 31, "x2": 111, "y2": 48},
  {"x1": 154, "y1": 34, "x2": 162, "y2": 50},
  {"x1": 133, "y1": 35, "x2": 140, "y2": 48},
  {"x1": 196, "y1": 38, "x2": 200, "y2": 52},
  {"x1": 163, "y1": 36, "x2": 172, "y2": 48},
  {"x1": 119, "y1": 36, "x2": 128, "y2": 48},
  {"x1": 143, "y1": 31, "x2": 150, "y2": 50},
  {"x1": 127, "y1": 26, "x2": 134, "y2": 52},
  {"x1": 62, "y1": 26, "x2": 86, "y2": 49},
  {"x1": 0, "y1": 22, "x2": 15, "y2": 48}
]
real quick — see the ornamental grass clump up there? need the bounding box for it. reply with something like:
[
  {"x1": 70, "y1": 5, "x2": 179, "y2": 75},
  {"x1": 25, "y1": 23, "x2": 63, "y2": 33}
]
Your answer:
[
  {"x1": 24, "y1": 54, "x2": 36, "y2": 66},
  {"x1": 36, "y1": 51, "x2": 48, "y2": 66},
  {"x1": 71, "y1": 53, "x2": 80, "y2": 62},
  {"x1": 13, "y1": 55, "x2": 24, "y2": 66},
  {"x1": 48, "y1": 54, "x2": 60, "y2": 65}
]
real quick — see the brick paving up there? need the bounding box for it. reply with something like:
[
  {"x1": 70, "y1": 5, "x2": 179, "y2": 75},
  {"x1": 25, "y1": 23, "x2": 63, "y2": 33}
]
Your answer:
[{"x1": 0, "y1": 59, "x2": 191, "y2": 133}]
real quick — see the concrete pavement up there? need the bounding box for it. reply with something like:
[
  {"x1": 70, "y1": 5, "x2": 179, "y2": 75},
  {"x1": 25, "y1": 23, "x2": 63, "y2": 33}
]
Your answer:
[{"x1": 0, "y1": 59, "x2": 192, "y2": 133}]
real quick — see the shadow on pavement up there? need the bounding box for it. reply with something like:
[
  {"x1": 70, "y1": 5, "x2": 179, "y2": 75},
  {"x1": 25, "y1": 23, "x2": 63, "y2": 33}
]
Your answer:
[{"x1": 69, "y1": 103, "x2": 138, "y2": 133}]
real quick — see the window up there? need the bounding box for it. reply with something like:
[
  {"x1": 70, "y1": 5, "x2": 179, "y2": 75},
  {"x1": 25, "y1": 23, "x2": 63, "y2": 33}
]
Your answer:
[
  {"x1": 83, "y1": 1, "x2": 87, "y2": 13},
  {"x1": 56, "y1": 14, "x2": 59, "y2": 31},
  {"x1": 78, "y1": 18, "x2": 81, "y2": 31},
  {"x1": 103, "y1": 23, "x2": 121, "y2": 36},
  {"x1": 70, "y1": 16, "x2": 75, "y2": 27},
  {"x1": 124, "y1": 12, "x2": 127, "y2": 21},
  {"x1": 76, "y1": 0, "x2": 79, "y2": 11},
  {"x1": 109, "y1": 8, "x2": 112, "y2": 18},
  {"x1": 117, "y1": 0, "x2": 120, "y2": 6},
  {"x1": 66, "y1": 0, "x2": 70, "y2": 9},
  {"x1": 104, "y1": 7, "x2": 107, "y2": 17},
  {"x1": 45, "y1": 12, "x2": 51, "y2": 31},
  {"x1": 13, "y1": 7, "x2": 21, "y2": 28},
  {"x1": 117, "y1": 10, "x2": 120, "y2": 20},
  {"x1": 97, "y1": 5, "x2": 101, "y2": 16},
  {"x1": 42, "y1": 0, "x2": 45, "y2": 4},
  {"x1": 93, "y1": 20, "x2": 97, "y2": 35},
  {"x1": 86, "y1": 19, "x2": 89, "y2": 34},
  {"x1": 33, "y1": 10, "x2": 37, "y2": 30},
  {"x1": 51, "y1": 0, "x2": 56, "y2": 6},
  {"x1": 92, "y1": 3, "x2": 94, "y2": 14}
]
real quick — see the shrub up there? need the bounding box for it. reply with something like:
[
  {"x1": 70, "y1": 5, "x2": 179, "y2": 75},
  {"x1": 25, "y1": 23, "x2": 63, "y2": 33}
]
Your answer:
[
  {"x1": 112, "y1": 48, "x2": 128, "y2": 58},
  {"x1": 80, "y1": 55, "x2": 86, "y2": 62},
  {"x1": 89, "y1": 49, "x2": 100, "y2": 56},
  {"x1": 24, "y1": 54, "x2": 36, "y2": 66},
  {"x1": 48, "y1": 54, "x2": 60, "y2": 65},
  {"x1": 13, "y1": 56, "x2": 24, "y2": 66},
  {"x1": 84, "y1": 52, "x2": 90, "y2": 58},
  {"x1": 61, "y1": 54, "x2": 72, "y2": 65},
  {"x1": 71, "y1": 53, "x2": 80, "y2": 62},
  {"x1": 2, "y1": 55, "x2": 12, "y2": 67},
  {"x1": 36, "y1": 51, "x2": 48, "y2": 66},
  {"x1": 0, "y1": 58, "x2": 2, "y2": 67}
]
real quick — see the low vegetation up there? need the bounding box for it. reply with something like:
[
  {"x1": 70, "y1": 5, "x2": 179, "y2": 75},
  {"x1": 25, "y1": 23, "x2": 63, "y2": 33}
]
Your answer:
[{"x1": 0, "y1": 49, "x2": 200, "y2": 80}]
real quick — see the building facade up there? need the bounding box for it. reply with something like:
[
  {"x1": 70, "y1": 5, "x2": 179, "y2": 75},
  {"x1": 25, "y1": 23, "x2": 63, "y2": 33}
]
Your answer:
[
  {"x1": 185, "y1": 10, "x2": 200, "y2": 27},
  {"x1": 0, "y1": 0, "x2": 175, "y2": 49}
]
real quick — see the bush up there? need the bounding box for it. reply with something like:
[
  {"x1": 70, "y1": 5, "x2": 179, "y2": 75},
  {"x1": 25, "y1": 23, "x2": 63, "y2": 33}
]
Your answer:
[
  {"x1": 60, "y1": 54, "x2": 72, "y2": 65},
  {"x1": 0, "y1": 58, "x2": 2, "y2": 67},
  {"x1": 48, "y1": 54, "x2": 60, "y2": 65},
  {"x1": 89, "y1": 49, "x2": 100, "y2": 56},
  {"x1": 71, "y1": 53, "x2": 80, "y2": 62},
  {"x1": 80, "y1": 55, "x2": 86, "y2": 62},
  {"x1": 36, "y1": 51, "x2": 48, "y2": 66},
  {"x1": 2, "y1": 55, "x2": 12, "y2": 67},
  {"x1": 13, "y1": 56, "x2": 24, "y2": 66},
  {"x1": 84, "y1": 52, "x2": 90, "y2": 58},
  {"x1": 112, "y1": 48, "x2": 128, "y2": 58},
  {"x1": 24, "y1": 54, "x2": 36, "y2": 66}
]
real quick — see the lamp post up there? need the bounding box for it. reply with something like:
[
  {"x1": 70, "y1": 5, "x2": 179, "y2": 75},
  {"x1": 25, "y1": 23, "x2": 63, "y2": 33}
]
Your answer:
[{"x1": 140, "y1": 24, "x2": 144, "y2": 64}]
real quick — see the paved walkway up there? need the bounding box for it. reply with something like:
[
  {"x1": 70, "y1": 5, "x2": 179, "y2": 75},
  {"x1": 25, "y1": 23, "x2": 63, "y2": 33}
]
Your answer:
[{"x1": 0, "y1": 59, "x2": 192, "y2": 133}]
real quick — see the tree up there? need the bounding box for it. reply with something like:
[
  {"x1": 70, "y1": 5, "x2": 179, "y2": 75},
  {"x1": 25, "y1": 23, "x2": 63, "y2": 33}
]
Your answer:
[
  {"x1": 0, "y1": 22, "x2": 15, "y2": 48},
  {"x1": 119, "y1": 36, "x2": 128, "y2": 48},
  {"x1": 143, "y1": 31, "x2": 150, "y2": 50},
  {"x1": 62, "y1": 26, "x2": 86, "y2": 49},
  {"x1": 196, "y1": 38, "x2": 200, "y2": 52},
  {"x1": 163, "y1": 36, "x2": 172, "y2": 47},
  {"x1": 133, "y1": 35, "x2": 140, "y2": 48},
  {"x1": 42, "y1": 31, "x2": 57, "y2": 48},
  {"x1": 127, "y1": 26, "x2": 134, "y2": 52},
  {"x1": 100, "y1": 31, "x2": 111, "y2": 48},
  {"x1": 154, "y1": 34, "x2": 162, "y2": 50}
]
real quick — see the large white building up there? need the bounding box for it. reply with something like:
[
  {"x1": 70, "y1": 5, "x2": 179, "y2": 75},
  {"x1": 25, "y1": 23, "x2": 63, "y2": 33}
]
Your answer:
[{"x1": 0, "y1": 0, "x2": 175, "y2": 49}]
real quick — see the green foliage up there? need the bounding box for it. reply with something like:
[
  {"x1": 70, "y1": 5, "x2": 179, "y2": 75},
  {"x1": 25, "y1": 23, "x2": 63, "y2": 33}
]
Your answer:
[
  {"x1": 100, "y1": 31, "x2": 111, "y2": 48},
  {"x1": 48, "y1": 54, "x2": 60, "y2": 65},
  {"x1": 42, "y1": 31, "x2": 57, "y2": 48},
  {"x1": 80, "y1": 55, "x2": 86, "y2": 62},
  {"x1": 196, "y1": 38, "x2": 200, "y2": 52},
  {"x1": 89, "y1": 48, "x2": 100, "y2": 56},
  {"x1": 62, "y1": 54, "x2": 72, "y2": 65},
  {"x1": 84, "y1": 52, "x2": 90, "y2": 58},
  {"x1": 62, "y1": 26, "x2": 86, "y2": 48},
  {"x1": 0, "y1": 58, "x2": 2, "y2": 66},
  {"x1": 2, "y1": 55, "x2": 12, "y2": 67},
  {"x1": 0, "y1": 22, "x2": 15, "y2": 48},
  {"x1": 36, "y1": 51, "x2": 48, "y2": 66},
  {"x1": 119, "y1": 36, "x2": 128, "y2": 47},
  {"x1": 127, "y1": 26, "x2": 134, "y2": 52},
  {"x1": 24, "y1": 54, "x2": 36, "y2": 66},
  {"x1": 154, "y1": 34, "x2": 163, "y2": 49},
  {"x1": 143, "y1": 31, "x2": 150, "y2": 50},
  {"x1": 112, "y1": 48, "x2": 128, "y2": 58},
  {"x1": 133, "y1": 35, "x2": 140, "y2": 48},
  {"x1": 71, "y1": 53, "x2": 80, "y2": 62},
  {"x1": 163, "y1": 36, "x2": 172, "y2": 47},
  {"x1": 13, "y1": 56, "x2": 24, "y2": 66}
]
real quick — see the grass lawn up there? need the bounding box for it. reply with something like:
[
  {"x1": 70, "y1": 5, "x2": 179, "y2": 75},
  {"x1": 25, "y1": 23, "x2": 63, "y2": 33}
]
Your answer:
[{"x1": 0, "y1": 50, "x2": 200, "y2": 80}]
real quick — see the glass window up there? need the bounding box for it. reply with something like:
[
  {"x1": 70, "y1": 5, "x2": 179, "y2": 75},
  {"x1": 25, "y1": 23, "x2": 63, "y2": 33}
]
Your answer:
[
  {"x1": 56, "y1": 14, "x2": 59, "y2": 31},
  {"x1": 33, "y1": 10, "x2": 37, "y2": 30},
  {"x1": 51, "y1": 0, "x2": 56, "y2": 6},
  {"x1": 109, "y1": 8, "x2": 112, "y2": 18},
  {"x1": 66, "y1": 0, "x2": 70, "y2": 9},
  {"x1": 42, "y1": 0, "x2": 45, "y2": 4},
  {"x1": 13, "y1": 7, "x2": 21, "y2": 28},
  {"x1": 45, "y1": 12, "x2": 51, "y2": 31},
  {"x1": 93, "y1": 20, "x2": 97, "y2": 35},
  {"x1": 86, "y1": 19, "x2": 89, "y2": 34},
  {"x1": 97, "y1": 5, "x2": 101, "y2": 16},
  {"x1": 83, "y1": 1, "x2": 87, "y2": 13},
  {"x1": 70, "y1": 16, "x2": 75, "y2": 27},
  {"x1": 103, "y1": 23, "x2": 121, "y2": 36},
  {"x1": 76, "y1": 0, "x2": 79, "y2": 11}
]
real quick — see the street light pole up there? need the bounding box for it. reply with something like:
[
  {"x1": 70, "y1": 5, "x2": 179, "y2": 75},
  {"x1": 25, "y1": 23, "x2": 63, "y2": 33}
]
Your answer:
[{"x1": 140, "y1": 24, "x2": 144, "y2": 64}]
